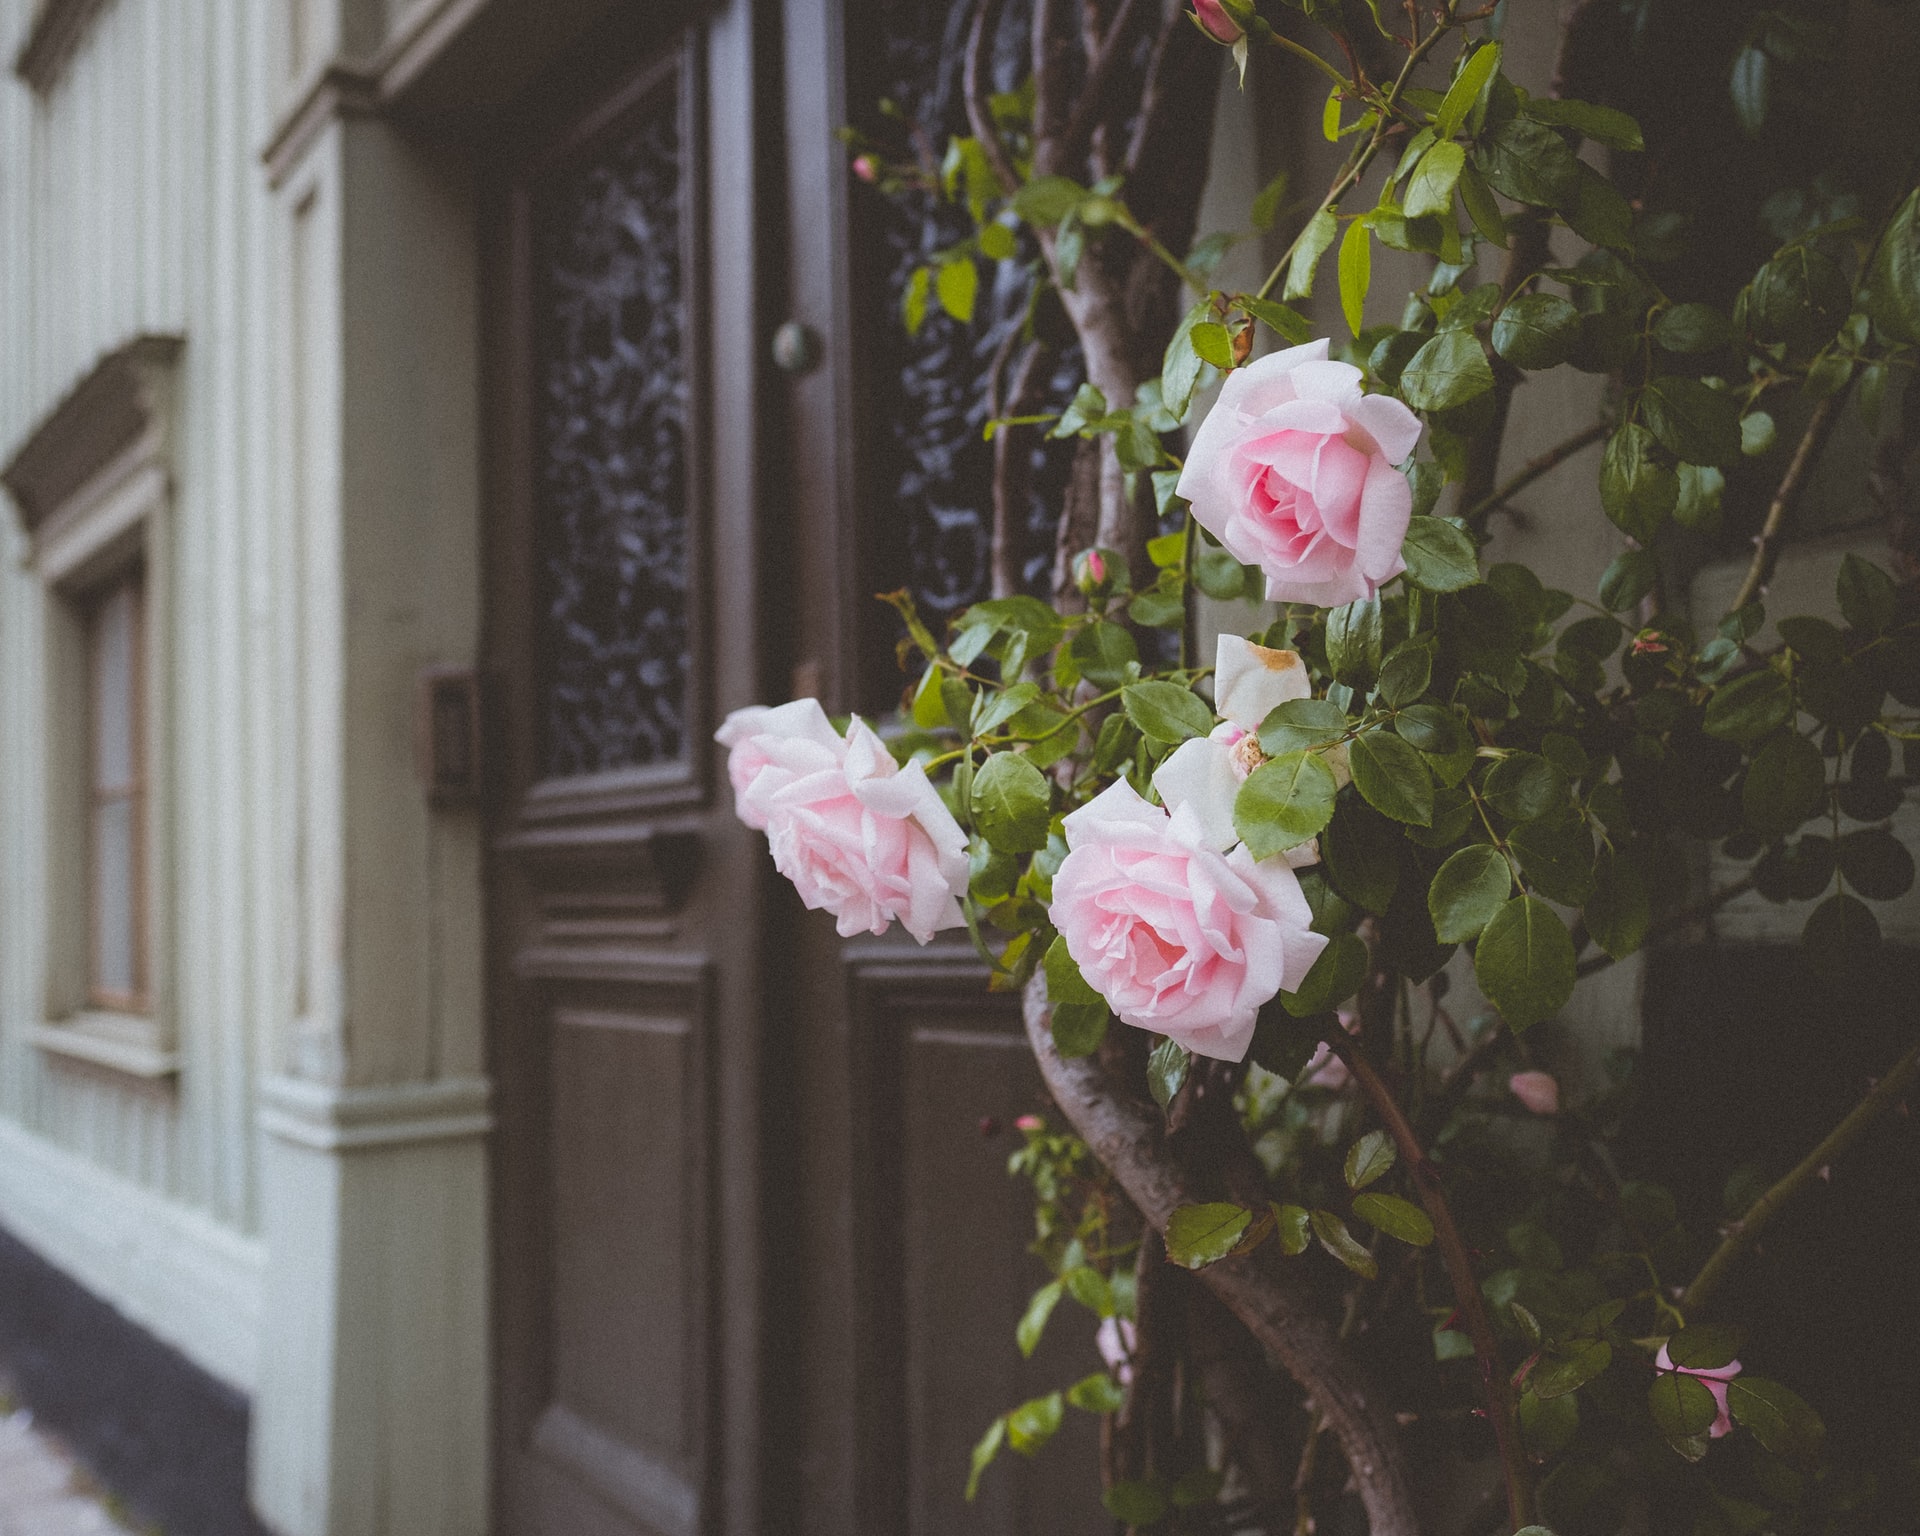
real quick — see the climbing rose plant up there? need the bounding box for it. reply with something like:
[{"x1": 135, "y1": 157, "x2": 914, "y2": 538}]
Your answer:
[{"x1": 731, "y1": 1, "x2": 1920, "y2": 1530}]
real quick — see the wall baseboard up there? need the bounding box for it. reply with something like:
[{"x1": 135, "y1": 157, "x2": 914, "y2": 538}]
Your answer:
[{"x1": 0, "y1": 1116, "x2": 262, "y2": 1391}]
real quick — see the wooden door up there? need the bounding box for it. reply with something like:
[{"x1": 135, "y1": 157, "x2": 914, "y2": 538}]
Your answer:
[
  {"x1": 487, "y1": 2, "x2": 1110, "y2": 1533},
  {"x1": 484, "y1": 9, "x2": 769, "y2": 1535}
]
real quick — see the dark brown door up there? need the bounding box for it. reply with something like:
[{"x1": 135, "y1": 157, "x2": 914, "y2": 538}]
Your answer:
[
  {"x1": 484, "y1": 8, "x2": 770, "y2": 1535},
  {"x1": 488, "y1": 2, "x2": 1109, "y2": 1533}
]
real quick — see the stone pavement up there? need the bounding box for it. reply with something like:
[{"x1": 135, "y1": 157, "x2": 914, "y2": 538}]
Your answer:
[{"x1": 0, "y1": 1407, "x2": 138, "y2": 1536}]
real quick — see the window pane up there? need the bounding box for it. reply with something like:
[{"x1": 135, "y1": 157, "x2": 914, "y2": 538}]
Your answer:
[
  {"x1": 92, "y1": 581, "x2": 136, "y2": 791},
  {"x1": 94, "y1": 796, "x2": 136, "y2": 999}
]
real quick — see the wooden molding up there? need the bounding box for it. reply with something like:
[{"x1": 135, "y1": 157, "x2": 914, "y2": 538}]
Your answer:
[
  {"x1": 0, "y1": 333, "x2": 182, "y2": 533},
  {"x1": 12, "y1": 0, "x2": 113, "y2": 94},
  {"x1": 256, "y1": 1073, "x2": 495, "y2": 1152},
  {"x1": 29, "y1": 1012, "x2": 179, "y2": 1081}
]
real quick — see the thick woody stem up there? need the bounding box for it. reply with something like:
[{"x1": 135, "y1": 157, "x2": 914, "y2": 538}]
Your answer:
[
  {"x1": 964, "y1": 0, "x2": 1020, "y2": 194},
  {"x1": 1023, "y1": 979, "x2": 1423, "y2": 1536},
  {"x1": 1726, "y1": 395, "x2": 1843, "y2": 618},
  {"x1": 991, "y1": 341, "x2": 1048, "y2": 598},
  {"x1": 1682, "y1": 1037, "x2": 1920, "y2": 1316},
  {"x1": 1326, "y1": 1032, "x2": 1535, "y2": 1532}
]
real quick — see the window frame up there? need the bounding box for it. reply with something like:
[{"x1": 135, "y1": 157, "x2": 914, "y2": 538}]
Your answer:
[{"x1": 83, "y1": 562, "x2": 150, "y2": 1014}]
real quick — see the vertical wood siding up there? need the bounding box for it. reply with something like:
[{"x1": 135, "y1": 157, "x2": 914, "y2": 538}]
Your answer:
[{"x1": 0, "y1": 0, "x2": 288, "y2": 1236}]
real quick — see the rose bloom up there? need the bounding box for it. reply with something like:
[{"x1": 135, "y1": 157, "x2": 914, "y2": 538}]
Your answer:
[
  {"x1": 1051, "y1": 776, "x2": 1326, "y2": 1064},
  {"x1": 1655, "y1": 1343, "x2": 1743, "y2": 1439},
  {"x1": 1509, "y1": 1070, "x2": 1561, "y2": 1116},
  {"x1": 1177, "y1": 338, "x2": 1424, "y2": 608},
  {"x1": 715, "y1": 699, "x2": 969, "y2": 943}
]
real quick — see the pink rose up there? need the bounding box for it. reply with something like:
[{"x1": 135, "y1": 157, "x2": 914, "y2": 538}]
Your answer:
[
  {"x1": 1655, "y1": 1343, "x2": 1742, "y2": 1439},
  {"x1": 1509, "y1": 1070, "x2": 1561, "y2": 1116},
  {"x1": 851, "y1": 153, "x2": 879, "y2": 184},
  {"x1": 1051, "y1": 778, "x2": 1327, "y2": 1063},
  {"x1": 1193, "y1": 0, "x2": 1243, "y2": 43},
  {"x1": 1177, "y1": 338, "x2": 1424, "y2": 608},
  {"x1": 716, "y1": 700, "x2": 969, "y2": 943}
]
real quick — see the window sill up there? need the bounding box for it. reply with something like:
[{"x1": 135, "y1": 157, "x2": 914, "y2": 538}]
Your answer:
[{"x1": 30, "y1": 1013, "x2": 179, "y2": 1080}]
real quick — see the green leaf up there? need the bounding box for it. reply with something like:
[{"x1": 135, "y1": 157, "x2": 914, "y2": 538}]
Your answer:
[
  {"x1": 1458, "y1": 160, "x2": 1508, "y2": 247},
  {"x1": 1750, "y1": 246, "x2": 1850, "y2": 356},
  {"x1": 1251, "y1": 169, "x2": 1290, "y2": 232},
  {"x1": 1743, "y1": 732, "x2": 1827, "y2": 837},
  {"x1": 936, "y1": 256, "x2": 978, "y2": 324},
  {"x1": 1726, "y1": 1376, "x2": 1825, "y2": 1461},
  {"x1": 1122, "y1": 681, "x2": 1213, "y2": 744},
  {"x1": 1405, "y1": 141, "x2": 1466, "y2": 220},
  {"x1": 1704, "y1": 670, "x2": 1793, "y2": 743},
  {"x1": 1666, "y1": 1325, "x2": 1741, "y2": 1371},
  {"x1": 1585, "y1": 845, "x2": 1650, "y2": 960},
  {"x1": 902, "y1": 265, "x2": 931, "y2": 335},
  {"x1": 1327, "y1": 597, "x2": 1384, "y2": 688},
  {"x1": 1379, "y1": 641, "x2": 1434, "y2": 707},
  {"x1": 1483, "y1": 752, "x2": 1565, "y2": 824},
  {"x1": 1730, "y1": 44, "x2": 1768, "y2": 136},
  {"x1": 1648, "y1": 1370, "x2": 1718, "y2": 1440},
  {"x1": 1394, "y1": 703, "x2": 1462, "y2": 754},
  {"x1": 1240, "y1": 296, "x2": 1314, "y2": 344},
  {"x1": 1522, "y1": 96, "x2": 1645, "y2": 151},
  {"x1": 1429, "y1": 844, "x2": 1513, "y2": 943},
  {"x1": 1434, "y1": 42, "x2": 1501, "y2": 140},
  {"x1": 1492, "y1": 293, "x2": 1581, "y2": 369},
  {"x1": 1272, "y1": 1202, "x2": 1312, "y2": 1256},
  {"x1": 1837, "y1": 553, "x2": 1897, "y2": 636},
  {"x1": 1045, "y1": 939, "x2": 1109, "y2": 1056},
  {"x1": 1310, "y1": 1209, "x2": 1378, "y2": 1279},
  {"x1": 1070, "y1": 621, "x2": 1138, "y2": 689},
  {"x1": 1640, "y1": 377, "x2": 1744, "y2": 469},
  {"x1": 1165, "y1": 1202, "x2": 1253, "y2": 1269},
  {"x1": 1148, "y1": 1036, "x2": 1192, "y2": 1109},
  {"x1": 1474, "y1": 895, "x2": 1575, "y2": 1031},
  {"x1": 1012, "y1": 174, "x2": 1088, "y2": 226},
  {"x1": 1597, "y1": 548, "x2": 1657, "y2": 612},
  {"x1": 1161, "y1": 297, "x2": 1215, "y2": 420},
  {"x1": 1400, "y1": 329, "x2": 1495, "y2": 413},
  {"x1": 1192, "y1": 322, "x2": 1235, "y2": 369},
  {"x1": 971, "y1": 751, "x2": 1053, "y2": 852},
  {"x1": 1350, "y1": 730, "x2": 1434, "y2": 826},
  {"x1": 1674, "y1": 462, "x2": 1725, "y2": 532},
  {"x1": 1559, "y1": 162, "x2": 1634, "y2": 251},
  {"x1": 1235, "y1": 751, "x2": 1339, "y2": 861},
  {"x1": 1006, "y1": 1391, "x2": 1064, "y2": 1455},
  {"x1": 1323, "y1": 798, "x2": 1400, "y2": 914},
  {"x1": 1655, "y1": 303, "x2": 1733, "y2": 354},
  {"x1": 965, "y1": 1415, "x2": 1005, "y2": 1500},
  {"x1": 1534, "y1": 1340, "x2": 1612, "y2": 1400},
  {"x1": 1401, "y1": 517, "x2": 1480, "y2": 591},
  {"x1": 1280, "y1": 931, "x2": 1368, "y2": 1016},
  {"x1": 1804, "y1": 894, "x2": 1882, "y2": 976},
  {"x1": 1067, "y1": 1372, "x2": 1127, "y2": 1415},
  {"x1": 1015, "y1": 1279, "x2": 1064, "y2": 1357},
  {"x1": 1194, "y1": 543, "x2": 1248, "y2": 601},
  {"x1": 1862, "y1": 187, "x2": 1920, "y2": 344},
  {"x1": 1475, "y1": 115, "x2": 1582, "y2": 210},
  {"x1": 1352, "y1": 1192, "x2": 1434, "y2": 1246},
  {"x1": 1343, "y1": 1128, "x2": 1396, "y2": 1190},
  {"x1": 1434, "y1": 1328, "x2": 1476, "y2": 1361},
  {"x1": 1103, "y1": 1481, "x2": 1169, "y2": 1525},
  {"x1": 1338, "y1": 218, "x2": 1372, "y2": 336},
  {"x1": 1259, "y1": 698, "x2": 1350, "y2": 757},
  {"x1": 1510, "y1": 818, "x2": 1596, "y2": 906},
  {"x1": 1285, "y1": 209, "x2": 1339, "y2": 301},
  {"x1": 1838, "y1": 828, "x2": 1915, "y2": 901},
  {"x1": 1519, "y1": 1390, "x2": 1580, "y2": 1457},
  {"x1": 1600, "y1": 423, "x2": 1678, "y2": 541}
]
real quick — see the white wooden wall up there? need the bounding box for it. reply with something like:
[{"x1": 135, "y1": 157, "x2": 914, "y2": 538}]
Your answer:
[{"x1": 0, "y1": 0, "x2": 290, "y2": 1387}]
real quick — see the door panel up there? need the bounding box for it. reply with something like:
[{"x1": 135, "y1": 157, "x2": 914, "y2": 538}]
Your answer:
[{"x1": 487, "y1": 16, "x2": 743, "y2": 1536}]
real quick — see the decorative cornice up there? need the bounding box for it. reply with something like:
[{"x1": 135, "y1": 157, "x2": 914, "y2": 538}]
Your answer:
[
  {"x1": 0, "y1": 333, "x2": 183, "y2": 532},
  {"x1": 12, "y1": 0, "x2": 113, "y2": 95},
  {"x1": 257, "y1": 1074, "x2": 494, "y2": 1152}
]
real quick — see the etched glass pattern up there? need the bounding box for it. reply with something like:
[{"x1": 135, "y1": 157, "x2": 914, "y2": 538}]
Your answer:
[
  {"x1": 871, "y1": 0, "x2": 1085, "y2": 628},
  {"x1": 533, "y1": 73, "x2": 691, "y2": 779}
]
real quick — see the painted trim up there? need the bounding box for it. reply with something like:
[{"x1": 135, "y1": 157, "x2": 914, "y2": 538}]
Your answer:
[
  {"x1": 256, "y1": 1073, "x2": 494, "y2": 1152},
  {"x1": 28, "y1": 1013, "x2": 179, "y2": 1079},
  {"x1": 0, "y1": 1117, "x2": 262, "y2": 1392},
  {"x1": 11, "y1": 0, "x2": 113, "y2": 93}
]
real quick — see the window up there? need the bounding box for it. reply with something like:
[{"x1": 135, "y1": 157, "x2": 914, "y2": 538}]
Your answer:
[
  {"x1": 2, "y1": 333, "x2": 180, "y2": 1079},
  {"x1": 85, "y1": 566, "x2": 147, "y2": 1011}
]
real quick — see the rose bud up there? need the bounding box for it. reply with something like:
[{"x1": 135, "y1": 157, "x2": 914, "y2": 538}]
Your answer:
[
  {"x1": 851, "y1": 154, "x2": 879, "y2": 184},
  {"x1": 1193, "y1": 0, "x2": 1244, "y2": 43},
  {"x1": 1509, "y1": 1071, "x2": 1561, "y2": 1116},
  {"x1": 1074, "y1": 547, "x2": 1120, "y2": 597},
  {"x1": 1014, "y1": 1113, "x2": 1045, "y2": 1133}
]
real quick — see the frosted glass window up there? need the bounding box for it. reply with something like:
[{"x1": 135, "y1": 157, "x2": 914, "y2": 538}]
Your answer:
[{"x1": 87, "y1": 570, "x2": 145, "y2": 1009}]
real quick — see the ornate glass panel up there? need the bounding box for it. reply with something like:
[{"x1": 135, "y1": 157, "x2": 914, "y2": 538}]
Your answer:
[
  {"x1": 870, "y1": 0, "x2": 1085, "y2": 629},
  {"x1": 532, "y1": 71, "x2": 691, "y2": 780}
]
